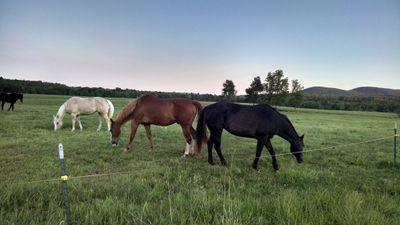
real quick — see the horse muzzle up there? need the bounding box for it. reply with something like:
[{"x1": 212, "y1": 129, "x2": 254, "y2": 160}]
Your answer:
[
  {"x1": 297, "y1": 157, "x2": 303, "y2": 164},
  {"x1": 111, "y1": 141, "x2": 118, "y2": 147}
]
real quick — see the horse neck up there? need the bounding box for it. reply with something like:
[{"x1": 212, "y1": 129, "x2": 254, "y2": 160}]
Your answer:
[
  {"x1": 57, "y1": 104, "x2": 66, "y2": 120},
  {"x1": 114, "y1": 114, "x2": 130, "y2": 127},
  {"x1": 277, "y1": 119, "x2": 299, "y2": 145},
  {"x1": 115, "y1": 99, "x2": 138, "y2": 126}
]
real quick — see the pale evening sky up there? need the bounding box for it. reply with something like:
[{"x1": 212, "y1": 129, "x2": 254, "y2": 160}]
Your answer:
[{"x1": 0, "y1": 0, "x2": 399, "y2": 94}]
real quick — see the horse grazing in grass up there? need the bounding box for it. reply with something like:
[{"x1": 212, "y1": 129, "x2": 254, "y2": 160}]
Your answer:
[
  {"x1": 53, "y1": 97, "x2": 114, "y2": 132},
  {"x1": 109, "y1": 95, "x2": 206, "y2": 157},
  {"x1": 1, "y1": 92, "x2": 23, "y2": 111},
  {"x1": 196, "y1": 101, "x2": 304, "y2": 171}
]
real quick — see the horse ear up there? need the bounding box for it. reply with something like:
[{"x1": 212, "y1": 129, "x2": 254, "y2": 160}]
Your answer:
[
  {"x1": 110, "y1": 118, "x2": 114, "y2": 123},
  {"x1": 52, "y1": 115, "x2": 55, "y2": 119},
  {"x1": 300, "y1": 134, "x2": 304, "y2": 140}
]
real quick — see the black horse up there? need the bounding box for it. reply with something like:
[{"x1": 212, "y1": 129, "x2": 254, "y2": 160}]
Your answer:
[
  {"x1": 196, "y1": 101, "x2": 304, "y2": 171},
  {"x1": 1, "y1": 92, "x2": 23, "y2": 111}
]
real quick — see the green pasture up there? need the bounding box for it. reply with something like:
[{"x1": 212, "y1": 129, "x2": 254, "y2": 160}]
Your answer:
[{"x1": 0, "y1": 94, "x2": 399, "y2": 225}]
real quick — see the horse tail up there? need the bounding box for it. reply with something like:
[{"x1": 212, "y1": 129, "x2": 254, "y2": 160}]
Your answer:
[
  {"x1": 193, "y1": 101, "x2": 208, "y2": 141},
  {"x1": 195, "y1": 107, "x2": 207, "y2": 156},
  {"x1": 106, "y1": 99, "x2": 115, "y2": 119}
]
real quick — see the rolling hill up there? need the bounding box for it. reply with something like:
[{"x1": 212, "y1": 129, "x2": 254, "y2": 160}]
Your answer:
[{"x1": 304, "y1": 86, "x2": 400, "y2": 97}]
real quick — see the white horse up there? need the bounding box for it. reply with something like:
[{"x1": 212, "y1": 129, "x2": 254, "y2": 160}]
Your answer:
[{"x1": 53, "y1": 97, "x2": 114, "y2": 131}]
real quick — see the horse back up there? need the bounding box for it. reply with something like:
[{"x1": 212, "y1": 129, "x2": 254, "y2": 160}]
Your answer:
[
  {"x1": 1, "y1": 92, "x2": 16, "y2": 103},
  {"x1": 65, "y1": 97, "x2": 105, "y2": 115},
  {"x1": 134, "y1": 96, "x2": 198, "y2": 125},
  {"x1": 204, "y1": 102, "x2": 282, "y2": 138},
  {"x1": 171, "y1": 98, "x2": 199, "y2": 124}
]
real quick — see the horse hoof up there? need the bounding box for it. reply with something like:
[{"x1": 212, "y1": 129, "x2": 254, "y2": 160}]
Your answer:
[
  {"x1": 181, "y1": 154, "x2": 189, "y2": 158},
  {"x1": 123, "y1": 148, "x2": 129, "y2": 153},
  {"x1": 252, "y1": 164, "x2": 258, "y2": 170},
  {"x1": 208, "y1": 161, "x2": 215, "y2": 165}
]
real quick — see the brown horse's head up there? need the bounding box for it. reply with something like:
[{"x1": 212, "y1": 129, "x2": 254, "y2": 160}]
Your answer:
[{"x1": 109, "y1": 119, "x2": 121, "y2": 147}]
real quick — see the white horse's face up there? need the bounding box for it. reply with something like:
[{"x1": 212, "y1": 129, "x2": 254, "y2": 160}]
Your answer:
[{"x1": 53, "y1": 115, "x2": 63, "y2": 131}]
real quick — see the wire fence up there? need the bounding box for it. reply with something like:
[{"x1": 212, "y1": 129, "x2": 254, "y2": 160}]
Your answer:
[
  {"x1": 6, "y1": 131, "x2": 398, "y2": 225},
  {"x1": 14, "y1": 133, "x2": 398, "y2": 186}
]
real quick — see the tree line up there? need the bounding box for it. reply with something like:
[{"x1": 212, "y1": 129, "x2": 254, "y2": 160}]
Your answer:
[
  {"x1": 222, "y1": 69, "x2": 304, "y2": 107},
  {"x1": 1, "y1": 74, "x2": 399, "y2": 113},
  {"x1": 0, "y1": 76, "x2": 222, "y2": 102}
]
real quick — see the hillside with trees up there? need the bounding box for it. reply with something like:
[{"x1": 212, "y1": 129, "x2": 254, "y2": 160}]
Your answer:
[
  {"x1": 241, "y1": 70, "x2": 400, "y2": 113},
  {"x1": 304, "y1": 86, "x2": 400, "y2": 97}
]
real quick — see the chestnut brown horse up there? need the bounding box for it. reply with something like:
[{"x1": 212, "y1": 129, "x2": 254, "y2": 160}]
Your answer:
[{"x1": 110, "y1": 95, "x2": 206, "y2": 157}]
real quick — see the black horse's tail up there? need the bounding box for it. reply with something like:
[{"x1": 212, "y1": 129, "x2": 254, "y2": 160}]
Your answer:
[{"x1": 195, "y1": 108, "x2": 207, "y2": 156}]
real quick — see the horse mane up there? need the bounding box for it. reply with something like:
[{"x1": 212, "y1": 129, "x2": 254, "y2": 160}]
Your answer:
[
  {"x1": 56, "y1": 103, "x2": 66, "y2": 118},
  {"x1": 278, "y1": 111, "x2": 300, "y2": 138},
  {"x1": 115, "y1": 98, "x2": 140, "y2": 125},
  {"x1": 257, "y1": 104, "x2": 299, "y2": 139}
]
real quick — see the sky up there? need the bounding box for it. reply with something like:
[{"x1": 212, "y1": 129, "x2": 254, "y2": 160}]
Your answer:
[{"x1": 0, "y1": 0, "x2": 399, "y2": 94}]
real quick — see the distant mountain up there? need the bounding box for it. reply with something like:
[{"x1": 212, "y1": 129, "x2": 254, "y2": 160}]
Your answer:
[
  {"x1": 350, "y1": 87, "x2": 400, "y2": 96},
  {"x1": 304, "y1": 86, "x2": 400, "y2": 97},
  {"x1": 303, "y1": 86, "x2": 351, "y2": 96}
]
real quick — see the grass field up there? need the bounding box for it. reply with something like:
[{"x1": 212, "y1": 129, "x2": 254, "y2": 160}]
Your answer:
[{"x1": 0, "y1": 94, "x2": 399, "y2": 225}]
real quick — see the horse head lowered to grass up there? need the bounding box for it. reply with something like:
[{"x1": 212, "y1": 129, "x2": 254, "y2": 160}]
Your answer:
[{"x1": 196, "y1": 101, "x2": 304, "y2": 171}]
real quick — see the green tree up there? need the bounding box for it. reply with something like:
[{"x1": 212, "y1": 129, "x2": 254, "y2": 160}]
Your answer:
[
  {"x1": 222, "y1": 79, "x2": 237, "y2": 101},
  {"x1": 245, "y1": 76, "x2": 264, "y2": 103},
  {"x1": 264, "y1": 70, "x2": 289, "y2": 105},
  {"x1": 287, "y1": 79, "x2": 304, "y2": 107}
]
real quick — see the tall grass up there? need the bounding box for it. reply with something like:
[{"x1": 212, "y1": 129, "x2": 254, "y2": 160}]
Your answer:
[{"x1": 0, "y1": 94, "x2": 399, "y2": 224}]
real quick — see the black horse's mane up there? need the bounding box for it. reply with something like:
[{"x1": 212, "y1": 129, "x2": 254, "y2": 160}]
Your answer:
[{"x1": 256, "y1": 104, "x2": 299, "y2": 138}]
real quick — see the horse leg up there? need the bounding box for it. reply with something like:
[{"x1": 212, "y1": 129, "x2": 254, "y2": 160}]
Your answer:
[
  {"x1": 252, "y1": 137, "x2": 267, "y2": 171},
  {"x1": 265, "y1": 139, "x2": 279, "y2": 171},
  {"x1": 144, "y1": 124, "x2": 154, "y2": 152},
  {"x1": 77, "y1": 116, "x2": 83, "y2": 131},
  {"x1": 124, "y1": 121, "x2": 139, "y2": 152},
  {"x1": 1, "y1": 101, "x2": 4, "y2": 110},
  {"x1": 105, "y1": 115, "x2": 111, "y2": 131},
  {"x1": 207, "y1": 136, "x2": 215, "y2": 165},
  {"x1": 8, "y1": 103, "x2": 13, "y2": 111},
  {"x1": 180, "y1": 125, "x2": 193, "y2": 157},
  {"x1": 189, "y1": 126, "x2": 199, "y2": 155},
  {"x1": 71, "y1": 114, "x2": 77, "y2": 132},
  {"x1": 212, "y1": 130, "x2": 227, "y2": 166},
  {"x1": 97, "y1": 115, "x2": 103, "y2": 131}
]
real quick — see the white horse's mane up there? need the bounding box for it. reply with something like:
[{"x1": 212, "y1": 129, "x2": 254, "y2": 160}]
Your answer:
[{"x1": 56, "y1": 103, "x2": 66, "y2": 119}]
